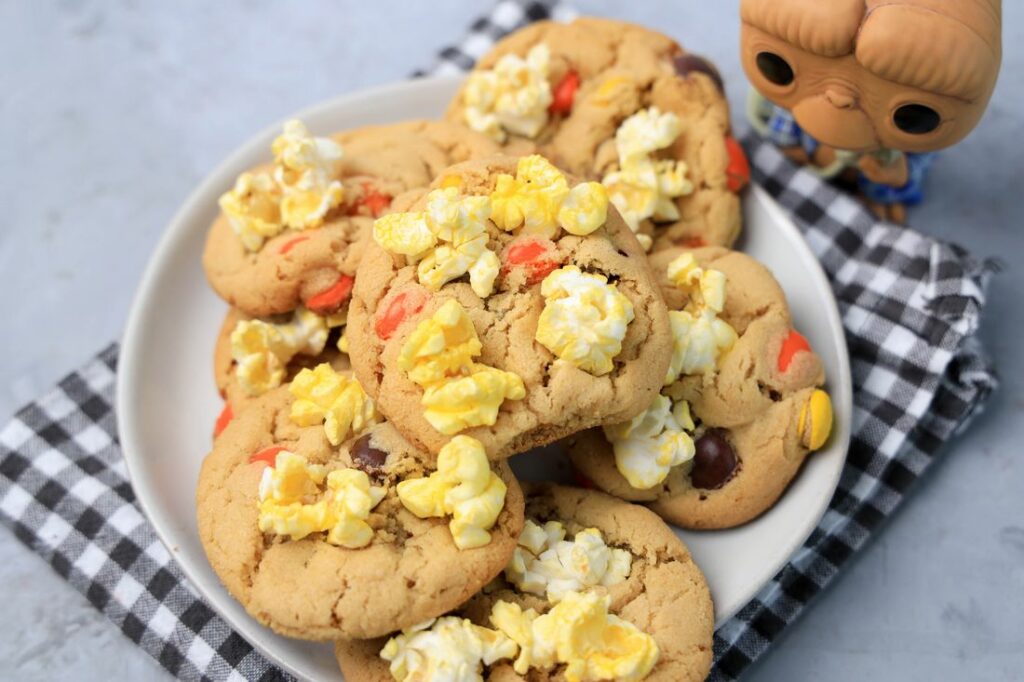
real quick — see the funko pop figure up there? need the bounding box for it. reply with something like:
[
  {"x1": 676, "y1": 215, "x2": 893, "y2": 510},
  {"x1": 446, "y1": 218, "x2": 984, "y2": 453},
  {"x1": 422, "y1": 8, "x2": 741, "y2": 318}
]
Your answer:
[{"x1": 742, "y1": 0, "x2": 1001, "y2": 223}]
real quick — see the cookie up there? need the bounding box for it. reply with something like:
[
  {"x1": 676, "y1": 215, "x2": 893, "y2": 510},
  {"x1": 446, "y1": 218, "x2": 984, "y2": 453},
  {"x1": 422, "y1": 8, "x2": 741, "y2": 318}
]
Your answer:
[
  {"x1": 446, "y1": 17, "x2": 745, "y2": 251},
  {"x1": 212, "y1": 307, "x2": 350, "y2": 435},
  {"x1": 567, "y1": 247, "x2": 834, "y2": 529},
  {"x1": 346, "y1": 154, "x2": 672, "y2": 460},
  {"x1": 203, "y1": 120, "x2": 500, "y2": 318},
  {"x1": 196, "y1": 377, "x2": 525, "y2": 640},
  {"x1": 335, "y1": 483, "x2": 714, "y2": 682}
]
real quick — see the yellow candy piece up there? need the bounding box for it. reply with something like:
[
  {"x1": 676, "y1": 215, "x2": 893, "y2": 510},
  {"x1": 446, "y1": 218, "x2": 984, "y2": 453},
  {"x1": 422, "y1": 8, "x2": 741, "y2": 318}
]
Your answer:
[
  {"x1": 288, "y1": 364, "x2": 378, "y2": 446},
  {"x1": 396, "y1": 436, "x2": 507, "y2": 549},
  {"x1": 799, "y1": 389, "x2": 833, "y2": 450},
  {"x1": 218, "y1": 172, "x2": 283, "y2": 252},
  {"x1": 535, "y1": 266, "x2": 635, "y2": 376}
]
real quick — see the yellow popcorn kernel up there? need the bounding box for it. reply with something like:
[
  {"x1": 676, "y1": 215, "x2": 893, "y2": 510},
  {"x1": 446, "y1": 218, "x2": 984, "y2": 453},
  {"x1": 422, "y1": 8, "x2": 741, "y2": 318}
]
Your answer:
[
  {"x1": 398, "y1": 299, "x2": 482, "y2": 386},
  {"x1": 604, "y1": 394, "x2": 696, "y2": 490},
  {"x1": 373, "y1": 212, "x2": 437, "y2": 258},
  {"x1": 463, "y1": 44, "x2": 553, "y2": 142},
  {"x1": 336, "y1": 327, "x2": 349, "y2": 354},
  {"x1": 257, "y1": 451, "x2": 384, "y2": 548},
  {"x1": 288, "y1": 364, "x2": 378, "y2": 446},
  {"x1": 799, "y1": 389, "x2": 833, "y2": 450},
  {"x1": 420, "y1": 365, "x2": 526, "y2": 435},
  {"x1": 614, "y1": 106, "x2": 683, "y2": 164},
  {"x1": 663, "y1": 254, "x2": 737, "y2": 383},
  {"x1": 218, "y1": 172, "x2": 283, "y2": 252},
  {"x1": 380, "y1": 617, "x2": 517, "y2": 682},
  {"x1": 535, "y1": 266, "x2": 635, "y2": 376},
  {"x1": 271, "y1": 120, "x2": 345, "y2": 230},
  {"x1": 396, "y1": 436, "x2": 507, "y2": 550},
  {"x1": 323, "y1": 468, "x2": 387, "y2": 548},
  {"x1": 230, "y1": 308, "x2": 331, "y2": 396},
  {"x1": 490, "y1": 591, "x2": 659, "y2": 681},
  {"x1": 592, "y1": 75, "x2": 634, "y2": 104},
  {"x1": 505, "y1": 520, "x2": 632, "y2": 603},
  {"x1": 489, "y1": 155, "x2": 570, "y2": 238},
  {"x1": 558, "y1": 182, "x2": 609, "y2": 236}
]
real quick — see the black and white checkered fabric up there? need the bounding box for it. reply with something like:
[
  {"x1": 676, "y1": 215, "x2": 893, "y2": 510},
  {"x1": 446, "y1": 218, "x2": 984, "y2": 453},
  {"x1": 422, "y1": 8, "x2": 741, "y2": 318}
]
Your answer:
[{"x1": 0, "y1": 2, "x2": 998, "y2": 681}]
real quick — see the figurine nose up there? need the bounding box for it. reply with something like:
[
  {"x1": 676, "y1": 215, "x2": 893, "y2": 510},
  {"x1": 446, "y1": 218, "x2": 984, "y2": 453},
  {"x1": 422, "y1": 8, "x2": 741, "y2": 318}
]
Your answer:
[{"x1": 824, "y1": 86, "x2": 857, "y2": 109}]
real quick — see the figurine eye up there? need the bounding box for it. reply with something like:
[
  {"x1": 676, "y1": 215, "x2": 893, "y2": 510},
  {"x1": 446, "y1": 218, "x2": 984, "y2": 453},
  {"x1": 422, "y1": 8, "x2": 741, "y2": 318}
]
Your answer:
[
  {"x1": 755, "y1": 52, "x2": 794, "y2": 86},
  {"x1": 893, "y1": 104, "x2": 941, "y2": 134}
]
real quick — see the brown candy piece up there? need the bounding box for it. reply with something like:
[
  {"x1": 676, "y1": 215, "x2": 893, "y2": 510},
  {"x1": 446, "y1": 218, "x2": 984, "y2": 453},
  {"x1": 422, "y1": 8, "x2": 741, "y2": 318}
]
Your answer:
[
  {"x1": 673, "y1": 53, "x2": 724, "y2": 93},
  {"x1": 690, "y1": 429, "x2": 738, "y2": 490},
  {"x1": 350, "y1": 434, "x2": 388, "y2": 476}
]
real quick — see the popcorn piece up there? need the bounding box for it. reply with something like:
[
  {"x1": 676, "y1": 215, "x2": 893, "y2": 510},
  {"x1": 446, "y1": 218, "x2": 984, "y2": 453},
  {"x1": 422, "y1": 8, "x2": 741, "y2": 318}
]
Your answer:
[
  {"x1": 505, "y1": 520, "x2": 632, "y2": 603},
  {"x1": 380, "y1": 617, "x2": 517, "y2": 682},
  {"x1": 490, "y1": 591, "x2": 660, "y2": 681},
  {"x1": 398, "y1": 300, "x2": 525, "y2": 435},
  {"x1": 230, "y1": 308, "x2": 332, "y2": 396},
  {"x1": 558, "y1": 182, "x2": 609, "y2": 236},
  {"x1": 288, "y1": 364, "x2": 378, "y2": 446},
  {"x1": 604, "y1": 394, "x2": 696, "y2": 490},
  {"x1": 663, "y1": 253, "x2": 737, "y2": 383},
  {"x1": 257, "y1": 450, "x2": 385, "y2": 548},
  {"x1": 463, "y1": 44, "x2": 553, "y2": 142},
  {"x1": 396, "y1": 436, "x2": 508, "y2": 550},
  {"x1": 601, "y1": 107, "x2": 694, "y2": 242},
  {"x1": 218, "y1": 172, "x2": 283, "y2": 251},
  {"x1": 271, "y1": 120, "x2": 345, "y2": 230},
  {"x1": 490, "y1": 155, "x2": 569, "y2": 238},
  {"x1": 535, "y1": 266, "x2": 635, "y2": 376},
  {"x1": 373, "y1": 212, "x2": 437, "y2": 258}
]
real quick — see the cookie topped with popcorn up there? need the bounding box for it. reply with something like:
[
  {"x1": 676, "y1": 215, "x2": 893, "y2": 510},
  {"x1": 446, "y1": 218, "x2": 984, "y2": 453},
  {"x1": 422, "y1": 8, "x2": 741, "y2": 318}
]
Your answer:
[
  {"x1": 335, "y1": 483, "x2": 714, "y2": 682},
  {"x1": 346, "y1": 154, "x2": 673, "y2": 459},
  {"x1": 446, "y1": 17, "x2": 749, "y2": 252},
  {"x1": 567, "y1": 247, "x2": 834, "y2": 529},
  {"x1": 196, "y1": 372, "x2": 525, "y2": 641}
]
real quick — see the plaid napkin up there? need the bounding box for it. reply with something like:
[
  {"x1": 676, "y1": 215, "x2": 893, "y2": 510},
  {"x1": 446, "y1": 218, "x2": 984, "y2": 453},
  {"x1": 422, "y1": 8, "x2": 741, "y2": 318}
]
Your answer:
[{"x1": 0, "y1": 1, "x2": 998, "y2": 680}]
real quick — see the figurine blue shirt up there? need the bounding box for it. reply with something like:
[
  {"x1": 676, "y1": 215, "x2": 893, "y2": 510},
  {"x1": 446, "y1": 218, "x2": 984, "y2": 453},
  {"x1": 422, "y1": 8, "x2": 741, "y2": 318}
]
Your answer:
[{"x1": 749, "y1": 92, "x2": 935, "y2": 206}]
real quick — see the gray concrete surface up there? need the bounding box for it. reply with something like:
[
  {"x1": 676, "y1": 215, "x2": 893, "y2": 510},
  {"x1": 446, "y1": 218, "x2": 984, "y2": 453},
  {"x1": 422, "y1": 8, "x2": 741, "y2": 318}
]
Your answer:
[{"x1": 1, "y1": 1, "x2": 1021, "y2": 680}]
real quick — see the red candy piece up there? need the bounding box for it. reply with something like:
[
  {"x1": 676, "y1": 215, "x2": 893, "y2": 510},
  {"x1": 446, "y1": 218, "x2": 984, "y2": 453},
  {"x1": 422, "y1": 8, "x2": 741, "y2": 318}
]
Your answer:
[
  {"x1": 277, "y1": 235, "x2": 310, "y2": 255},
  {"x1": 680, "y1": 236, "x2": 706, "y2": 248},
  {"x1": 725, "y1": 136, "x2": 750, "y2": 193},
  {"x1": 375, "y1": 289, "x2": 429, "y2": 340},
  {"x1": 503, "y1": 237, "x2": 561, "y2": 285},
  {"x1": 249, "y1": 445, "x2": 286, "y2": 467},
  {"x1": 305, "y1": 274, "x2": 355, "y2": 313},
  {"x1": 349, "y1": 182, "x2": 392, "y2": 218},
  {"x1": 571, "y1": 468, "x2": 596, "y2": 490},
  {"x1": 778, "y1": 329, "x2": 811, "y2": 372},
  {"x1": 549, "y1": 71, "x2": 580, "y2": 115},
  {"x1": 213, "y1": 402, "x2": 233, "y2": 438}
]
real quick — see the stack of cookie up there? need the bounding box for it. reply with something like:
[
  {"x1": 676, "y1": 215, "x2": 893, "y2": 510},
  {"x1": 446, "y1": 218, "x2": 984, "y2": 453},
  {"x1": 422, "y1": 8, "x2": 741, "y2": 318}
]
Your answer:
[{"x1": 197, "y1": 17, "x2": 834, "y2": 682}]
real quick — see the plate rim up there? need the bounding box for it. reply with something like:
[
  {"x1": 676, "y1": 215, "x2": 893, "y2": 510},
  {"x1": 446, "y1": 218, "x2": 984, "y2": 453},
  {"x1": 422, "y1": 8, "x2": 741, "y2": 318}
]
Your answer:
[{"x1": 117, "y1": 74, "x2": 852, "y2": 680}]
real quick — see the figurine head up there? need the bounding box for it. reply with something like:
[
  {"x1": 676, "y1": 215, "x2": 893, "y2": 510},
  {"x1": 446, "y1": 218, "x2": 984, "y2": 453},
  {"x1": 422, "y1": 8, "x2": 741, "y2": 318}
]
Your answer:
[{"x1": 740, "y1": 0, "x2": 1001, "y2": 153}]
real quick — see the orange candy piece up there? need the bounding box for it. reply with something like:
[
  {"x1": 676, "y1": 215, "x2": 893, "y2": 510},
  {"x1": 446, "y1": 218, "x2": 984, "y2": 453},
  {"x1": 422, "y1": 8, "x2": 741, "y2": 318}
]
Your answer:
[
  {"x1": 249, "y1": 445, "x2": 286, "y2": 467},
  {"x1": 305, "y1": 274, "x2": 355, "y2": 313},
  {"x1": 277, "y1": 235, "x2": 310, "y2": 255},
  {"x1": 374, "y1": 288, "x2": 429, "y2": 340},
  {"x1": 350, "y1": 182, "x2": 391, "y2": 218},
  {"x1": 214, "y1": 402, "x2": 233, "y2": 438},
  {"x1": 503, "y1": 237, "x2": 560, "y2": 285},
  {"x1": 778, "y1": 329, "x2": 811, "y2": 372},
  {"x1": 549, "y1": 71, "x2": 580, "y2": 115},
  {"x1": 725, "y1": 136, "x2": 750, "y2": 193}
]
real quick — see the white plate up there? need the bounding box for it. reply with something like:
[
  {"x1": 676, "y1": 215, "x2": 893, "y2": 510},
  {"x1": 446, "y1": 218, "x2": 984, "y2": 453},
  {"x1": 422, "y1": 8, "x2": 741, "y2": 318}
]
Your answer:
[{"x1": 118, "y1": 75, "x2": 852, "y2": 681}]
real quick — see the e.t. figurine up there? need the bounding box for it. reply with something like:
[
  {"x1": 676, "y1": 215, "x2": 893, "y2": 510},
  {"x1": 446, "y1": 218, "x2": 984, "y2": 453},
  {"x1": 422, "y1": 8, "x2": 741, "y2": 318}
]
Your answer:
[{"x1": 741, "y1": 0, "x2": 1001, "y2": 223}]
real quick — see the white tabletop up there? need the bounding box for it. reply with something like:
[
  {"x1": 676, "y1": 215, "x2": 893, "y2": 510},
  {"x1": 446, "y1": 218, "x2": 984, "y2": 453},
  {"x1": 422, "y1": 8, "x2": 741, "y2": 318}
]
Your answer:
[{"x1": 2, "y1": 1, "x2": 1022, "y2": 680}]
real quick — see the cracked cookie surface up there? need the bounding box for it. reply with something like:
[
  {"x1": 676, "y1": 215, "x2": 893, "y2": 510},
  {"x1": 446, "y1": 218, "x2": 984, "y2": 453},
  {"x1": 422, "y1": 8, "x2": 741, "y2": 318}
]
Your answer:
[
  {"x1": 196, "y1": 385, "x2": 524, "y2": 640},
  {"x1": 203, "y1": 120, "x2": 500, "y2": 318},
  {"x1": 346, "y1": 155, "x2": 672, "y2": 460},
  {"x1": 335, "y1": 483, "x2": 714, "y2": 682},
  {"x1": 567, "y1": 247, "x2": 829, "y2": 529},
  {"x1": 446, "y1": 17, "x2": 743, "y2": 250}
]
